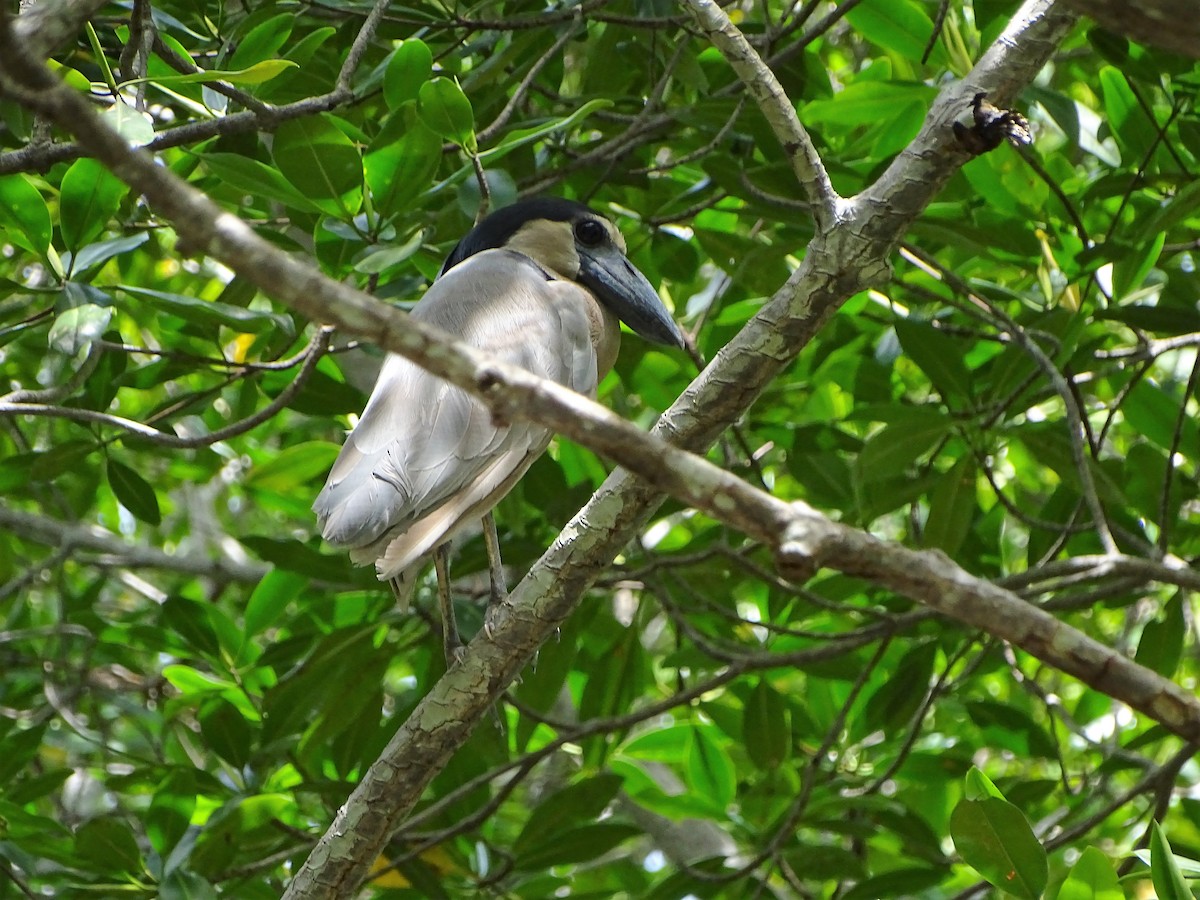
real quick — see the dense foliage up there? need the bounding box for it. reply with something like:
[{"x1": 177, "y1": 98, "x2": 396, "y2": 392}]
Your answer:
[{"x1": 1, "y1": 0, "x2": 1199, "y2": 897}]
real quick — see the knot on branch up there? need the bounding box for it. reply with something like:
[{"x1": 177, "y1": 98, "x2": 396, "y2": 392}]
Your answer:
[
  {"x1": 476, "y1": 365, "x2": 505, "y2": 393},
  {"x1": 953, "y1": 92, "x2": 1032, "y2": 156},
  {"x1": 476, "y1": 365, "x2": 515, "y2": 427},
  {"x1": 773, "y1": 501, "x2": 827, "y2": 583}
]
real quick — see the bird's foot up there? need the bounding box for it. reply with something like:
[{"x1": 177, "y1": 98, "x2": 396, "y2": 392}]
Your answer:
[
  {"x1": 484, "y1": 586, "x2": 513, "y2": 640},
  {"x1": 444, "y1": 637, "x2": 467, "y2": 669}
]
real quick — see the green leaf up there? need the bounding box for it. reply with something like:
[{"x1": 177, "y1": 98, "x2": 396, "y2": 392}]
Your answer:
[
  {"x1": 923, "y1": 455, "x2": 976, "y2": 556},
  {"x1": 1150, "y1": 820, "x2": 1194, "y2": 900},
  {"x1": 846, "y1": 0, "x2": 946, "y2": 65},
  {"x1": 244, "y1": 568, "x2": 307, "y2": 638},
  {"x1": 384, "y1": 39, "x2": 432, "y2": 109},
  {"x1": 964, "y1": 766, "x2": 1006, "y2": 801},
  {"x1": 117, "y1": 285, "x2": 294, "y2": 335},
  {"x1": 894, "y1": 318, "x2": 974, "y2": 402},
  {"x1": 1139, "y1": 178, "x2": 1200, "y2": 239},
  {"x1": 1134, "y1": 592, "x2": 1185, "y2": 678},
  {"x1": 1099, "y1": 66, "x2": 1151, "y2": 162},
  {"x1": 485, "y1": 98, "x2": 614, "y2": 157},
  {"x1": 863, "y1": 642, "x2": 936, "y2": 733},
  {"x1": 0, "y1": 173, "x2": 52, "y2": 254},
  {"x1": 74, "y1": 817, "x2": 143, "y2": 875},
  {"x1": 1112, "y1": 230, "x2": 1164, "y2": 301},
  {"x1": 161, "y1": 664, "x2": 235, "y2": 697},
  {"x1": 365, "y1": 124, "x2": 443, "y2": 219},
  {"x1": 804, "y1": 80, "x2": 935, "y2": 128},
  {"x1": 513, "y1": 823, "x2": 640, "y2": 871},
  {"x1": 418, "y1": 77, "x2": 475, "y2": 150},
  {"x1": 744, "y1": 679, "x2": 790, "y2": 769},
  {"x1": 147, "y1": 770, "x2": 197, "y2": 859},
  {"x1": 107, "y1": 458, "x2": 162, "y2": 525},
  {"x1": 353, "y1": 228, "x2": 427, "y2": 274},
  {"x1": 272, "y1": 114, "x2": 363, "y2": 203},
  {"x1": 101, "y1": 101, "x2": 155, "y2": 146},
  {"x1": 1057, "y1": 846, "x2": 1122, "y2": 900},
  {"x1": 950, "y1": 797, "x2": 1047, "y2": 900},
  {"x1": 1095, "y1": 303, "x2": 1200, "y2": 335},
  {"x1": 159, "y1": 869, "x2": 219, "y2": 900},
  {"x1": 227, "y1": 13, "x2": 293, "y2": 71},
  {"x1": 0, "y1": 725, "x2": 49, "y2": 786},
  {"x1": 1122, "y1": 382, "x2": 1200, "y2": 453},
  {"x1": 133, "y1": 59, "x2": 299, "y2": 87},
  {"x1": 687, "y1": 726, "x2": 736, "y2": 810},
  {"x1": 198, "y1": 151, "x2": 322, "y2": 212},
  {"x1": 199, "y1": 699, "x2": 253, "y2": 769},
  {"x1": 841, "y1": 867, "x2": 945, "y2": 900},
  {"x1": 49, "y1": 283, "x2": 113, "y2": 355},
  {"x1": 244, "y1": 441, "x2": 340, "y2": 492},
  {"x1": 69, "y1": 231, "x2": 149, "y2": 274},
  {"x1": 59, "y1": 157, "x2": 128, "y2": 251},
  {"x1": 513, "y1": 773, "x2": 624, "y2": 854},
  {"x1": 856, "y1": 407, "x2": 954, "y2": 483}
]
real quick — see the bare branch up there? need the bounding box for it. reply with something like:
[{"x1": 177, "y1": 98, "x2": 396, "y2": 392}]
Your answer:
[
  {"x1": 0, "y1": 327, "x2": 333, "y2": 449},
  {"x1": 0, "y1": 5, "x2": 1130, "y2": 897},
  {"x1": 0, "y1": 506, "x2": 266, "y2": 582},
  {"x1": 14, "y1": 0, "x2": 109, "y2": 59}
]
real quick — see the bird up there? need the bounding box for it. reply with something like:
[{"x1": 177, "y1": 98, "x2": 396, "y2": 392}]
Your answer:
[{"x1": 314, "y1": 197, "x2": 683, "y2": 662}]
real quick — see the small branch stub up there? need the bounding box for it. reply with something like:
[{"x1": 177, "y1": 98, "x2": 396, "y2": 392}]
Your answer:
[
  {"x1": 773, "y1": 503, "x2": 823, "y2": 583},
  {"x1": 953, "y1": 92, "x2": 1032, "y2": 155}
]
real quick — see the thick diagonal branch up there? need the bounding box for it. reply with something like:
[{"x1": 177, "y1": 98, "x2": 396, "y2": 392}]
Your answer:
[{"x1": 0, "y1": 4, "x2": 1091, "y2": 899}]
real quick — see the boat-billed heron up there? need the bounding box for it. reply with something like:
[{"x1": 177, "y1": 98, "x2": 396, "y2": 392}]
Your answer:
[{"x1": 314, "y1": 197, "x2": 683, "y2": 661}]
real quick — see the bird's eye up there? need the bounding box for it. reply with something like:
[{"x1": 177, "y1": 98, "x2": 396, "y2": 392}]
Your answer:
[{"x1": 574, "y1": 219, "x2": 607, "y2": 247}]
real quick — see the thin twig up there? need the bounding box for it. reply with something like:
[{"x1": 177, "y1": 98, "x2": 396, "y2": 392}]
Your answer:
[{"x1": 0, "y1": 326, "x2": 332, "y2": 449}]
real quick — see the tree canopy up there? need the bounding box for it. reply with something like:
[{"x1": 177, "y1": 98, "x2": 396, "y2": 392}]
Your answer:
[{"x1": 1, "y1": 0, "x2": 1199, "y2": 897}]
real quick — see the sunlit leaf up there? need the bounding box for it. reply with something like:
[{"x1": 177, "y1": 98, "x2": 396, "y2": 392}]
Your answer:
[
  {"x1": 384, "y1": 39, "x2": 432, "y2": 109},
  {"x1": 59, "y1": 158, "x2": 128, "y2": 251},
  {"x1": 0, "y1": 173, "x2": 51, "y2": 254},
  {"x1": 418, "y1": 77, "x2": 475, "y2": 150},
  {"x1": 950, "y1": 797, "x2": 1047, "y2": 900}
]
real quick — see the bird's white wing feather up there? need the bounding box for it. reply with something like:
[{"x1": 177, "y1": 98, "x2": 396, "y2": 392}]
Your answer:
[{"x1": 313, "y1": 249, "x2": 599, "y2": 577}]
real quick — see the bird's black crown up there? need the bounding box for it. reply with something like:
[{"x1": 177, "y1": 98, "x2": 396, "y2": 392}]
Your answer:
[{"x1": 440, "y1": 197, "x2": 595, "y2": 274}]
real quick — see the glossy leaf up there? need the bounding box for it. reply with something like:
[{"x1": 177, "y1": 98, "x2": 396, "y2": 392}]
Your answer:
[
  {"x1": 227, "y1": 13, "x2": 294, "y2": 70},
  {"x1": 48, "y1": 282, "x2": 112, "y2": 355},
  {"x1": 513, "y1": 773, "x2": 624, "y2": 854},
  {"x1": 418, "y1": 77, "x2": 475, "y2": 150},
  {"x1": 117, "y1": 285, "x2": 295, "y2": 334},
  {"x1": 1057, "y1": 846, "x2": 1123, "y2": 900},
  {"x1": 273, "y1": 115, "x2": 363, "y2": 202},
  {"x1": 950, "y1": 797, "x2": 1047, "y2": 900},
  {"x1": 1150, "y1": 820, "x2": 1193, "y2": 900},
  {"x1": 243, "y1": 568, "x2": 307, "y2": 638},
  {"x1": 59, "y1": 158, "x2": 128, "y2": 251},
  {"x1": 243, "y1": 441, "x2": 340, "y2": 491},
  {"x1": 384, "y1": 39, "x2": 432, "y2": 109},
  {"x1": 107, "y1": 458, "x2": 162, "y2": 525},
  {"x1": 893, "y1": 319, "x2": 974, "y2": 402},
  {"x1": 846, "y1": 0, "x2": 946, "y2": 65},
  {"x1": 365, "y1": 124, "x2": 443, "y2": 218},
  {"x1": 102, "y1": 101, "x2": 155, "y2": 146},
  {"x1": 0, "y1": 173, "x2": 51, "y2": 254}
]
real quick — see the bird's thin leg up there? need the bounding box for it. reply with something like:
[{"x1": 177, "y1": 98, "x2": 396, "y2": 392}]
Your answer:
[
  {"x1": 433, "y1": 544, "x2": 464, "y2": 667},
  {"x1": 481, "y1": 512, "x2": 510, "y2": 637}
]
